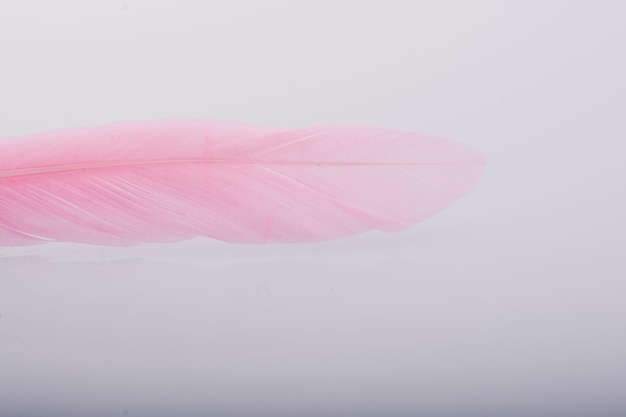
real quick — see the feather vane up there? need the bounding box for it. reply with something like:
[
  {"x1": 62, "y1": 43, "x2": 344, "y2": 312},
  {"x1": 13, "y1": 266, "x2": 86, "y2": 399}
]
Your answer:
[{"x1": 0, "y1": 120, "x2": 487, "y2": 246}]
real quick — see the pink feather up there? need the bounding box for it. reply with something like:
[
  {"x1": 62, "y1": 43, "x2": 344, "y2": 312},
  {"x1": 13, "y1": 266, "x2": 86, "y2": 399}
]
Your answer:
[{"x1": 0, "y1": 120, "x2": 487, "y2": 246}]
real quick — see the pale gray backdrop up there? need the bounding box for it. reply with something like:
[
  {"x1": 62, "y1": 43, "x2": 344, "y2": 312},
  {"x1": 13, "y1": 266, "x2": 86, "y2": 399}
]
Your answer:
[{"x1": 0, "y1": 1, "x2": 625, "y2": 416}]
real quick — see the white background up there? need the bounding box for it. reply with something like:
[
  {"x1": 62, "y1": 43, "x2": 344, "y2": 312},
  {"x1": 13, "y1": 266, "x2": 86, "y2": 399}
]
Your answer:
[{"x1": 1, "y1": 1, "x2": 625, "y2": 416}]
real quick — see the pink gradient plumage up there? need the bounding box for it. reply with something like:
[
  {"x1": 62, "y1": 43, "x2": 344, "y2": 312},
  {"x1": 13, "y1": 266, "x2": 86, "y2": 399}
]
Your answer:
[{"x1": 0, "y1": 120, "x2": 487, "y2": 246}]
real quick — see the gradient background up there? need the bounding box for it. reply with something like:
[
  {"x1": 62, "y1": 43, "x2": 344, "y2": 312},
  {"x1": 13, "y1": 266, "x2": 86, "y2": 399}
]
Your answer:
[{"x1": 1, "y1": 1, "x2": 625, "y2": 416}]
